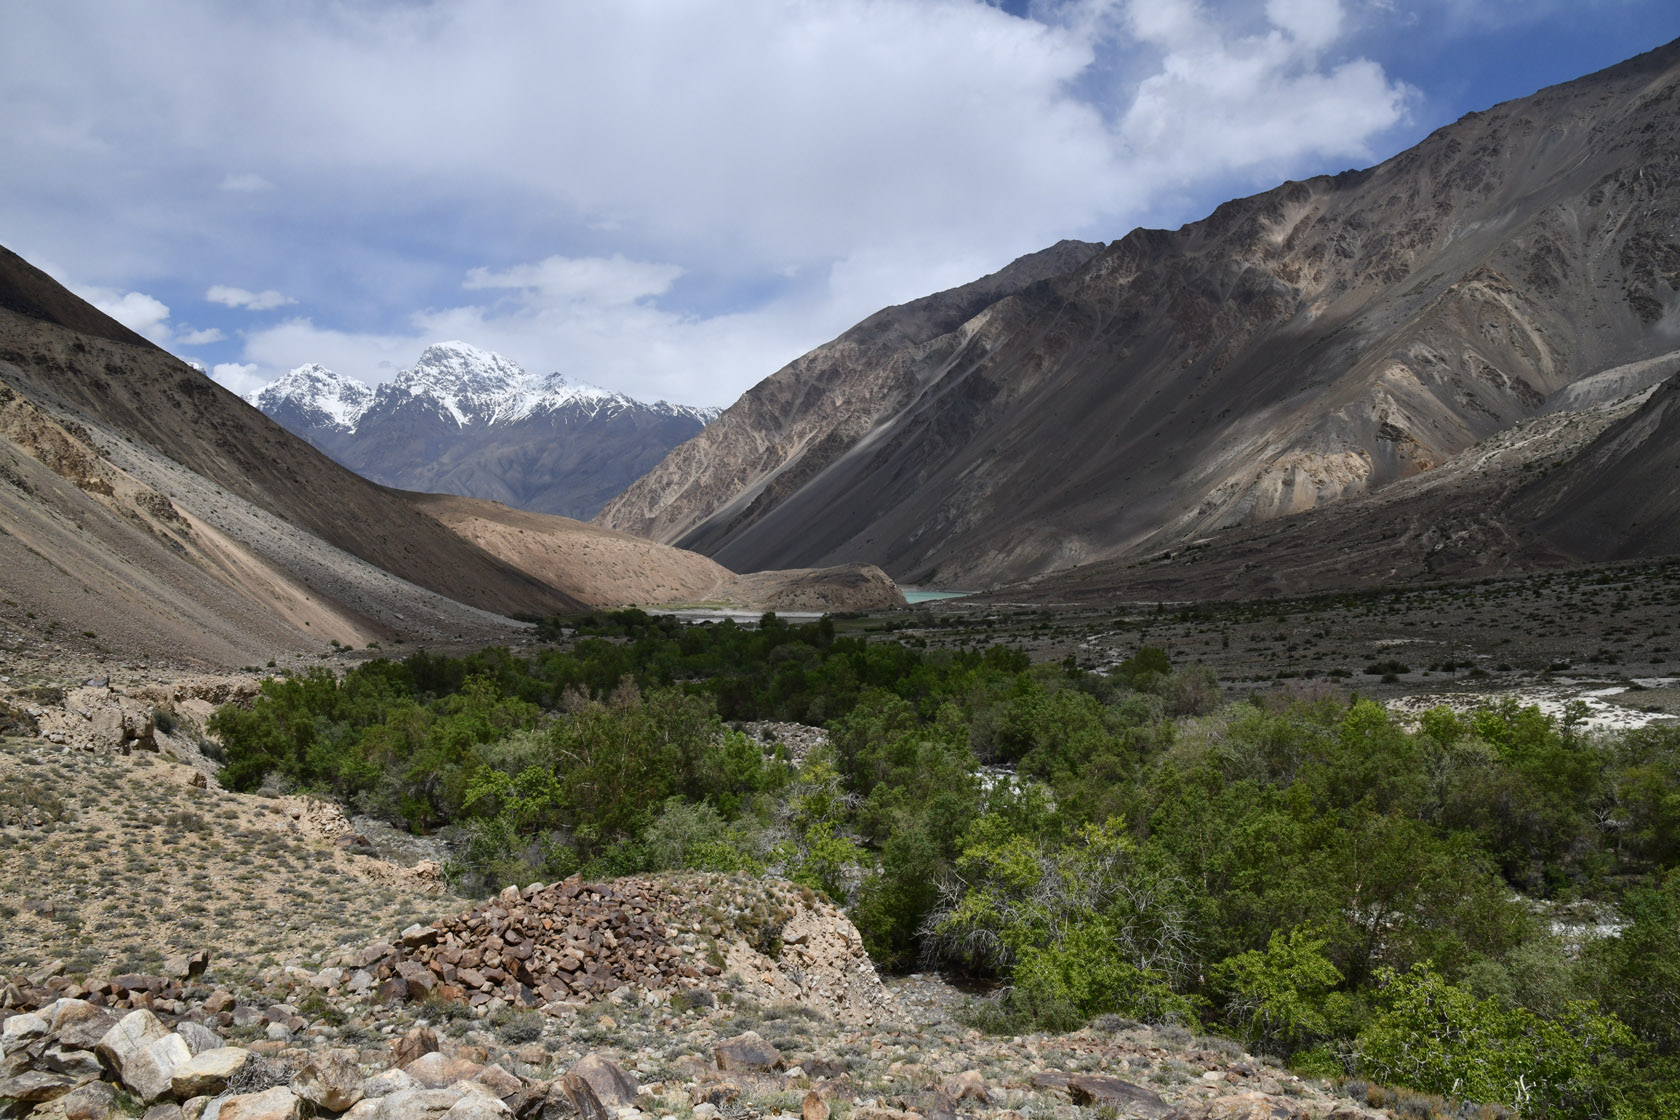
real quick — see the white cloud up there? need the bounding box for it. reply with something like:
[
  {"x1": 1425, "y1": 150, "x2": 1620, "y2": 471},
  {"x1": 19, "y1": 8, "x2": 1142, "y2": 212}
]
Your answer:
[
  {"x1": 175, "y1": 326, "x2": 225, "y2": 345},
  {"x1": 206, "y1": 284, "x2": 296, "y2": 311},
  {"x1": 210, "y1": 362, "x2": 263, "y2": 395},
  {"x1": 464, "y1": 255, "x2": 683, "y2": 307},
  {"x1": 1117, "y1": 0, "x2": 1410, "y2": 183},
  {"x1": 10, "y1": 0, "x2": 1427, "y2": 407},
  {"x1": 219, "y1": 171, "x2": 273, "y2": 192},
  {"x1": 73, "y1": 285, "x2": 172, "y2": 342}
]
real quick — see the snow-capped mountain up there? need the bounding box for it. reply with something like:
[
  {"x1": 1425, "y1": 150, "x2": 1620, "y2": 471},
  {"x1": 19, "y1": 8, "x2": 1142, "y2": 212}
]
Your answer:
[
  {"x1": 246, "y1": 363, "x2": 374, "y2": 432},
  {"x1": 247, "y1": 342, "x2": 719, "y2": 520}
]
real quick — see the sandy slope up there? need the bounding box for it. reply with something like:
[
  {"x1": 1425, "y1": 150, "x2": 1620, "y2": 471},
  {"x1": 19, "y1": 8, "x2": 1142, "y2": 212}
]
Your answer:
[{"x1": 415, "y1": 493, "x2": 908, "y2": 612}]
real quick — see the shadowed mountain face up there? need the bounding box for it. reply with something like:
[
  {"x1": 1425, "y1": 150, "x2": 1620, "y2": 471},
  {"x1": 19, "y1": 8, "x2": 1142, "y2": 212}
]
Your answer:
[
  {"x1": 598, "y1": 40, "x2": 1680, "y2": 590},
  {"x1": 0, "y1": 246, "x2": 584, "y2": 663}
]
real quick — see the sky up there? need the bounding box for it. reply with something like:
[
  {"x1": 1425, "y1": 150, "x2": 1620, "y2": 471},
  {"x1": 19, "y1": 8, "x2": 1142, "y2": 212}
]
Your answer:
[{"x1": 2, "y1": 1, "x2": 1677, "y2": 408}]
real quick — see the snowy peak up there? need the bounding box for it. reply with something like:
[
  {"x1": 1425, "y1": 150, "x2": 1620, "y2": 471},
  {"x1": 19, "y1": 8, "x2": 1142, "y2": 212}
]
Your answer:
[
  {"x1": 386, "y1": 341, "x2": 532, "y2": 425},
  {"x1": 249, "y1": 341, "x2": 721, "y2": 432},
  {"x1": 248, "y1": 363, "x2": 374, "y2": 432}
]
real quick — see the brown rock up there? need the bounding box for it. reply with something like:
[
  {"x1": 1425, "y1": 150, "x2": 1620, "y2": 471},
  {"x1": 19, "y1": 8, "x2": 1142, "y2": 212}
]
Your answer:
[
  {"x1": 1198, "y1": 1094, "x2": 1311, "y2": 1120},
  {"x1": 217, "y1": 1087, "x2": 303, "y2": 1120},
  {"x1": 405, "y1": 1051, "x2": 486, "y2": 1090},
  {"x1": 201, "y1": 993, "x2": 235, "y2": 1016},
  {"x1": 170, "y1": 1048, "x2": 252, "y2": 1099},
  {"x1": 473, "y1": 1065, "x2": 521, "y2": 1101},
  {"x1": 162, "y1": 953, "x2": 211, "y2": 982},
  {"x1": 714, "y1": 1032, "x2": 782, "y2": 1072},
  {"x1": 391, "y1": 1027, "x2": 439, "y2": 1069},
  {"x1": 940, "y1": 1072, "x2": 987, "y2": 1104},
  {"x1": 801, "y1": 1091, "x2": 829, "y2": 1120},
  {"x1": 0, "y1": 1070, "x2": 82, "y2": 1102},
  {"x1": 145, "y1": 1104, "x2": 186, "y2": 1120},
  {"x1": 62, "y1": 1080, "x2": 117, "y2": 1120},
  {"x1": 49, "y1": 1001, "x2": 117, "y2": 1052},
  {"x1": 291, "y1": 1047, "x2": 364, "y2": 1112}
]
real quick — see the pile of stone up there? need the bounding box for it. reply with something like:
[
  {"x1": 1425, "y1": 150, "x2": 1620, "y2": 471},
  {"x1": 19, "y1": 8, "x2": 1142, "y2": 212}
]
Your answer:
[
  {"x1": 3, "y1": 956, "x2": 209, "y2": 1021},
  {"x1": 361, "y1": 879, "x2": 711, "y2": 1011}
]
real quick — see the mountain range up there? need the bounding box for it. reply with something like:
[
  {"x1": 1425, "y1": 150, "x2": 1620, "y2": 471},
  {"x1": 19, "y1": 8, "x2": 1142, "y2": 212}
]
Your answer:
[
  {"x1": 0, "y1": 248, "x2": 900, "y2": 666},
  {"x1": 597, "y1": 38, "x2": 1680, "y2": 595},
  {"x1": 248, "y1": 344, "x2": 718, "y2": 520}
]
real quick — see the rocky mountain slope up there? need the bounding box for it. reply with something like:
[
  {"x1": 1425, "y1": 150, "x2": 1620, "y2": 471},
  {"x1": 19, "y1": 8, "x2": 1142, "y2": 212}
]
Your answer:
[
  {"x1": 0, "y1": 246, "x2": 584, "y2": 664},
  {"x1": 599, "y1": 39, "x2": 1680, "y2": 592},
  {"x1": 250, "y1": 346, "x2": 717, "y2": 521}
]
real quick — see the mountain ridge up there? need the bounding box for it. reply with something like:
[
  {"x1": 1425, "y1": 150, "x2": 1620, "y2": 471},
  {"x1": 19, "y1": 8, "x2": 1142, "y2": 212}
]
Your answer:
[{"x1": 597, "y1": 38, "x2": 1680, "y2": 592}]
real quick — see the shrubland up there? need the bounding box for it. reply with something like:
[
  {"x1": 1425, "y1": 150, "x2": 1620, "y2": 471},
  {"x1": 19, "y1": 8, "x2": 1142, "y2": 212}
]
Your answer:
[{"x1": 210, "y1": 609, "x2": 1680, "y2": 1118}]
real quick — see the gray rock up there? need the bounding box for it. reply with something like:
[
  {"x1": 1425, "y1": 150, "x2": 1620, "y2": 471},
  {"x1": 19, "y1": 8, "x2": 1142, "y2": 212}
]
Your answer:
[
  {"x1": 263, "y1": 1023, "x2": 291, "y2": 1044},
  {"x1": 62, "y1": 1080, "x2": 117, "y2": 1120},
  {"x1": 1, "y1": 1013, "x2": 49, "y2": 1056},
  {"x1": 175, "y1": 1023, "x2": 225, "y2": 1057},
  {"x1": 363, "y1": 1070, "x2": 420, "y2": 1100},
  {"x1": 372, "y1": 1087, "x2": 469, "y2": 1120},
  {"x1": 42, "y1": 1046, "x2": 103, "y2": 1079},
  {"x1": 95, "y1": 1010, "x2": 170, "y2": 1081},
  {"x1": 127, "y1": 1034, "x2": 194, "y2": 1103},
  {"x1": 1065, "y1": 1076, "x2": 1171, "y2": 1118},
  {"x1": 290, "y1": 1048, "x2": 363, "y2": 1112},
  {"x1": 145, "y1": 1104, "x2": 187, "y2": 1120},
  {"x1": 560, "y1": 1055, "x2": 638, "y2": 1120},
  {"x1": 0, "y1": 1069, "x2": 83, "y2": 1102}
]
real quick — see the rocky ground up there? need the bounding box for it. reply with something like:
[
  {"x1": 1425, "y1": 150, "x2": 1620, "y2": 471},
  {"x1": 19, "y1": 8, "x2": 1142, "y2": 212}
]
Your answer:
[{"x1": 1, "y1": 663, "x2": 1397, "y2": 1120}]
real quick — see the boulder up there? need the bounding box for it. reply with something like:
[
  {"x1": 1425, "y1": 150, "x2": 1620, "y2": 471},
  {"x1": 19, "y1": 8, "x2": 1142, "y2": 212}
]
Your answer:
[
  {"x1": 95, "y1": 1010, "x2": 170, "y2": 1080},
  {"x1": 713, "y1": 1033, "x2": 781, "y2": 1073},
  {"x1": 61, "y1": 1080, "x2": 116, "y2": 1120},
  {"x1": 51, "y1": 1004, "x2": 117, "y2": 1053},
  {"x1": 940, "y1": 1072, "x2": 988, "y2": 1104},
  {"x1": 0, "y1": 1070, "x2": 82, "y2": 1102},
  {"x1": 42, "y1": 1047, "x2": 103, "y2": 1079},
  {"x1": 1, "y1": 1013, "x2": 49, "y2": 1055},
  {"x1": 291, "y1": 1048, "x2": 364, "y2": 1112},
  {"x1": 126, "y1": 1034, "x2": 194, "y2": 1102},
  {"x1": 363, "y1": 1070, "x2": 421, "y2": 1099},
  {"x1": 801, "y1": 1091, "x2": 829, "y2": 1120},
  {"x1": 145, "y1": 1105, "x2": 187, "y2": 1120},
  {"x1": 217, "y1": 1087, "x2": 303, "y2": 1120},
  {"x1": 175, "y1": 1024, "x2": 224, "y2": 1057},
  {"x1": 403, "y1": 1052, "x2": 485, "y2": 1090},
  {"x1": 1064, "y1": 1076, "x2": 1172, "y2": 1118},
  {"x1": 559, "y1": 1055, "x2": 638, "y2": 1120},
  {"x1": 391, "y1": 1028, "x2": 438, "y2": 1069},
  {"x1": 370, "y1": 1087, "x2": 469, "y2": 1120},
  {"x1": 170, "y1": 1048, "x2": 252, "y2": 1099},
  {"x1": 162, "y1": 953, "x2": 211, "y2": 982}
]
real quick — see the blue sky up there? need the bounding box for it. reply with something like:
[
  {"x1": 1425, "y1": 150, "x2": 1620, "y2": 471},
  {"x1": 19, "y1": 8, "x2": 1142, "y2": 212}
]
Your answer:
[{"x1": 3, "y1": 0, "x2": 1676, "y2": 407}]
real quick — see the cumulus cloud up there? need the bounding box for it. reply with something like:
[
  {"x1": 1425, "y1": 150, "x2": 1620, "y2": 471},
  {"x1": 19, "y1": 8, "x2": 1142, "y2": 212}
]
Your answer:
[
  {"x1": 175, "y1": 327, "x2": 225, "y2": 345},
  {"x1": 11, "y1": 0, "x2": 1435, "y2": 404},
  {"x1": 206, "y1": 285, "x2": 296, "y2": 311},
  {"x1": 210, "y1": 362, "x2": 263, "y2": 394},
  {"x1": 73, "y1": 285, "x2": 172, "y2": 342}
]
